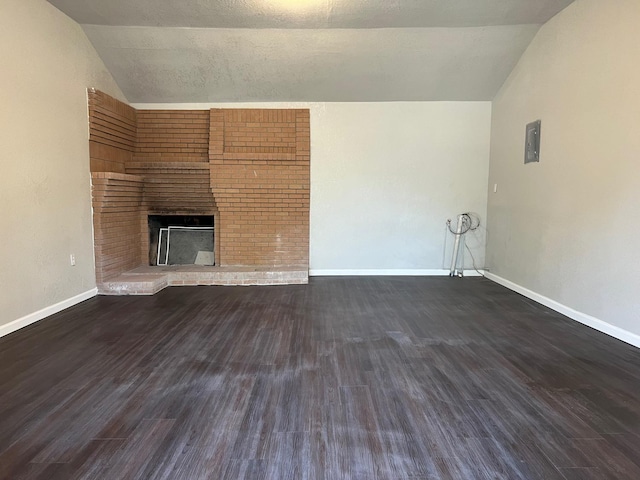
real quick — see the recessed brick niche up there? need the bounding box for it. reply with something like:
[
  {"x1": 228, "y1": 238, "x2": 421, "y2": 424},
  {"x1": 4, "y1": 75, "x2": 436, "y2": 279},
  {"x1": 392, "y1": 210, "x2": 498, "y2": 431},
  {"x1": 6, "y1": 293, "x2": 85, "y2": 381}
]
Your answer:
[{"x1": 88, "y1": 89, "x2": 310, "y2": 293}]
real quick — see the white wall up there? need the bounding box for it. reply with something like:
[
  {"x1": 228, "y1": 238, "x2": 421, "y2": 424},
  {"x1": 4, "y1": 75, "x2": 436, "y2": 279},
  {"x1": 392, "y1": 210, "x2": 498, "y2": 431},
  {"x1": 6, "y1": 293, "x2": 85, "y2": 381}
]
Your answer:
[
  {"x1": 487, "y1": 0, "x2": 640, "y2": 339},
  {"x1": 310, "y1": 103, "x2": 490, "y2": 272},
  {"x1": 134, "y1": 102, "x2": 492, "y2": 274},
  {"x1": 0, "y1": 0, "x2": 125, "y2": 331}
]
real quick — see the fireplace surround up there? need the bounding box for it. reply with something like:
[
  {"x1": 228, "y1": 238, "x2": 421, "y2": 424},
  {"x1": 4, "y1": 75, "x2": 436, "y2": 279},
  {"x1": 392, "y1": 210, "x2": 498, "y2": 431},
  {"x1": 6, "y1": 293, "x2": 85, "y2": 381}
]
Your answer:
[{"x1": 88, "y1": 89, "x2": 310, "y2": 293}]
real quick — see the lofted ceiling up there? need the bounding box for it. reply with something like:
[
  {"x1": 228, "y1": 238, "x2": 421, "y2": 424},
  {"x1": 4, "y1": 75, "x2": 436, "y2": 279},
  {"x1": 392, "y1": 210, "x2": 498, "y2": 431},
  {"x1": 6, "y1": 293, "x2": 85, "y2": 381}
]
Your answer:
[{"x1": 48, "y1": 0, "x2": 574, "y2": 103}]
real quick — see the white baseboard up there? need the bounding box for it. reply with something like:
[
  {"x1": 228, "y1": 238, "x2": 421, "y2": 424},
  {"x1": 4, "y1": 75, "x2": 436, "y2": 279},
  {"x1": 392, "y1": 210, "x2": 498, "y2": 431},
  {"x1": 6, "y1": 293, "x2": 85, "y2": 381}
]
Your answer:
[
  {"x1": 309, "y1": 269, "x2": 484, "y2": 277},
  {"x1": 0, "y1": 288, "x2": 98, "y2": 339},
  {"x1": 485, "y1": 273, "x2": 640, "y2": 349}
]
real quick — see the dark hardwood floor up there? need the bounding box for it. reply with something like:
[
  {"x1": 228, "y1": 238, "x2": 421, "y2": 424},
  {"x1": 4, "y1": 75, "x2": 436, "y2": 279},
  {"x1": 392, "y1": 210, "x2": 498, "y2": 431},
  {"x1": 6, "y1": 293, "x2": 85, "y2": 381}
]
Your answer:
[{"x1": 1, "y1": 277, "x2": 640, "y2": 479}]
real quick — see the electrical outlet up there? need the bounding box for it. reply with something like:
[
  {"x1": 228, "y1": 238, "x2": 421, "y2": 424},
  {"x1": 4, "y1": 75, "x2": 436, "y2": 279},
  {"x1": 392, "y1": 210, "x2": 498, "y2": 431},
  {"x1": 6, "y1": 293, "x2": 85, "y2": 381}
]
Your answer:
[{"x1": 70, "y1": 254, "x2": 76, "y2": 266}]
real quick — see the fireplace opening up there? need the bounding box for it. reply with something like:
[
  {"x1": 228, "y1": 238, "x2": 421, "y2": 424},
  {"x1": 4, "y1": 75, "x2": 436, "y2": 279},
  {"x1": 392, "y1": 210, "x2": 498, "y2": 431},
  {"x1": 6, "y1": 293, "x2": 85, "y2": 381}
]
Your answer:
[{"x1": 148, "y1": 215, "x2": 214, "y2": 266}]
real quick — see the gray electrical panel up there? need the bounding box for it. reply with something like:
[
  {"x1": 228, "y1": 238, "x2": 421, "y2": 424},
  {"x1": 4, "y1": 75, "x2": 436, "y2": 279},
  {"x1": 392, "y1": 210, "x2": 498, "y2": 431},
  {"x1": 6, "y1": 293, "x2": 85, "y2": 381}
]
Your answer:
[{"x1": 525, "y1": 120, "x2": 541, "y2": 164}]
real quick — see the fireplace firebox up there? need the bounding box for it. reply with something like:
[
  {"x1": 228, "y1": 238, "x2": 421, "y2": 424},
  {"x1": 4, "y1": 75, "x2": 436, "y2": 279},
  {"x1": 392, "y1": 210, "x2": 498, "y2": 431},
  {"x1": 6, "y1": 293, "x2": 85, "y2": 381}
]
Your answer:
[{"x1": 148, "y1": 215, "x2": 214, "y2": 266}]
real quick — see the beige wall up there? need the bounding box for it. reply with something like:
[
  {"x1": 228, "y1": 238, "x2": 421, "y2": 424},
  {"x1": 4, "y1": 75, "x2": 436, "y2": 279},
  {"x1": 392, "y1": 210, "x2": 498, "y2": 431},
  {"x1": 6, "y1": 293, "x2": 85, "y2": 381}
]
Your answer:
[
  {"x1": 487, "y1": 0, "x2": 640, "y2": 337},
  {"x1": 0, "y1": 0, "x2": 125, "y2": 329}
]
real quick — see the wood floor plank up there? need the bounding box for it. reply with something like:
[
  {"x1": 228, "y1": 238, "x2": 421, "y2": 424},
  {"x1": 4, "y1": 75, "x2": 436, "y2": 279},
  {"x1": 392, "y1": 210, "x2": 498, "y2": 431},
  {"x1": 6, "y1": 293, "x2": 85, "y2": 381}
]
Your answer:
[{"x1": 0, "y1": 277, "x2": 639, "y2": 479}]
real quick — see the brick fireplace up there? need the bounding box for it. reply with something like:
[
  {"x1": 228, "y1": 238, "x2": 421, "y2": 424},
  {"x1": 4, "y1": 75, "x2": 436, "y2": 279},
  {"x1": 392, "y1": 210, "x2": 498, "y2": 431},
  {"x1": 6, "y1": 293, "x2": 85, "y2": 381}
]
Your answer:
[{"x1": 88, "y1": 89, "x2": 310, "y2": 294}]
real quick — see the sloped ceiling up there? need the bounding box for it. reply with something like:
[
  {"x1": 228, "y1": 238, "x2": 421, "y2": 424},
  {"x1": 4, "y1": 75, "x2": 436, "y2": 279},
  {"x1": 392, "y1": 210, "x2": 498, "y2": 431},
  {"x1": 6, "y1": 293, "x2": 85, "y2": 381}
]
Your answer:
[{"x1": 48, "y1": 0, "x2": 574, "y2": 103}]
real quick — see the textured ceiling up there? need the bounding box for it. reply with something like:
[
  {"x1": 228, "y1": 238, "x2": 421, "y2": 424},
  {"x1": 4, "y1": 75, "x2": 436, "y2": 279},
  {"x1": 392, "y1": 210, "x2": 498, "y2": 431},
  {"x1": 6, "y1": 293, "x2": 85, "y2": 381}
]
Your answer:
[
  {"x1": 48, "y1": 0, "x2": 574, "y2": 103},
  {"x1": 48, "y1": 0, "x2": 574, "y2": 29},
  {"x1": 82, "y1": 25, "x2": 541, "y2": 103}
]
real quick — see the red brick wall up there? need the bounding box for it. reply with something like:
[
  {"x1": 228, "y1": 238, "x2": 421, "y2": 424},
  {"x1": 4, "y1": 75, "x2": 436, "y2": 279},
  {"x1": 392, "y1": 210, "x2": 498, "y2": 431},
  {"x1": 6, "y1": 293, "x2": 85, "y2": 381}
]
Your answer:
[
  {"x1": 88, "y1": 89, "x2": 136, "y2": 173},
  {"x1": 91, "y1": 172, "x2": 144, "y2": 283},
  {"x1": 209, "y1": 109, "x2": 310, "y2": 267},
  {"x1": 134, "y1": 110, "x2": 209, "y2": 162},
  {"x1": 88, "y1": 92, "x2": 310, "y2": 282},
  {"x1": 223, "y1": 109, "x2": 297, "y2": 154}
]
